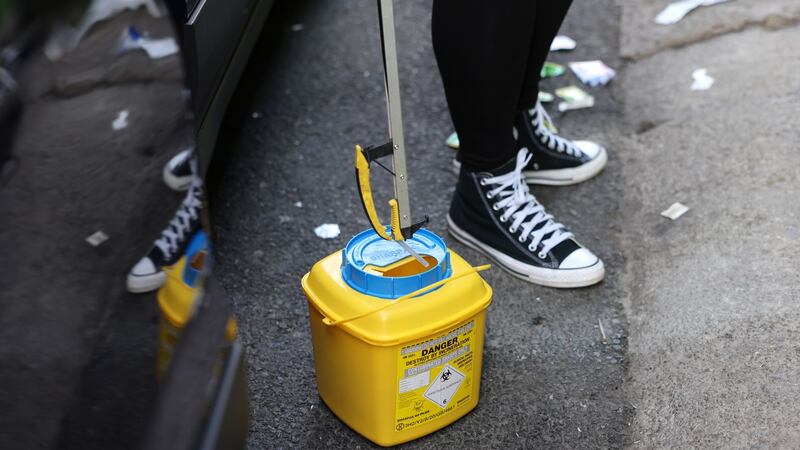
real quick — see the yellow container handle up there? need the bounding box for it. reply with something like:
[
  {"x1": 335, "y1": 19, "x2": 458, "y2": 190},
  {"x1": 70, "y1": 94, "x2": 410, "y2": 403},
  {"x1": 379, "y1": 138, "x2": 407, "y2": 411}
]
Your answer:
[{"x1": 322, "y1": 264, "x2": 491, "y2": 327}]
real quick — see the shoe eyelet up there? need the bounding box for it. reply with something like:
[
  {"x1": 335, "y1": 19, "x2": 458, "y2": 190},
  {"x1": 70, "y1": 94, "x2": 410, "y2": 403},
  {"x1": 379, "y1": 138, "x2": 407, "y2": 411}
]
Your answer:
[
  {"x1": 492, "y1": 203, "x2": 501, "y2": 211},
  {"x1": 509, "y1": 226, "x2": 517, "y2": 233},
  {"x1": 480, "y1": 178, "x2": 487, "y2": 186},
  {"x1": 528, "y1": 244, "x2": 536, "y2": 251},
  {"x1": 518, "y1": 235, "x2": 526, "y2": 243},
  {"x1": 499, "y1": 215, "x2": 508, "y2": 223},
  {"x1": 538, "y1": 252, "x2": 547, "y2": 259},
  {"x1": 485, "y1": 192, "x2": 493, "y2": 199}
]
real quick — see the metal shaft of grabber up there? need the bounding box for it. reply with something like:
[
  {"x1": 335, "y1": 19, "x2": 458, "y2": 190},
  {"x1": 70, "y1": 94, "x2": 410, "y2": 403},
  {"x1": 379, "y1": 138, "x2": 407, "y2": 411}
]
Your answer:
[{"x1": 376, "y1": 0, "x2": 411, "y2": 232}]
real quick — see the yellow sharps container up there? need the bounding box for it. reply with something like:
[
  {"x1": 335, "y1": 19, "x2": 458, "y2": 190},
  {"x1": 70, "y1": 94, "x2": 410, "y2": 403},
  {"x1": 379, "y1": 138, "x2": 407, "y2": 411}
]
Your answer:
[
  {"x1": 302, "y1": 228, "x2": 492, "y2": 446},
  {"x1": 156, "y1": 230, "x2": 237, "y2": 379}
]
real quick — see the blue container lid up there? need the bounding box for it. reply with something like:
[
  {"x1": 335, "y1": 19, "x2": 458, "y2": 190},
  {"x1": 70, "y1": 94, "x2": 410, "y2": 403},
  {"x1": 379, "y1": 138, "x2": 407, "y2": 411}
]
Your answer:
[
  {"x1": 341, "y1": 228, "x2": 451, "y2": 299},
  {"x1": 182, "y1": 230, "x2": 210, "y2": 287}
]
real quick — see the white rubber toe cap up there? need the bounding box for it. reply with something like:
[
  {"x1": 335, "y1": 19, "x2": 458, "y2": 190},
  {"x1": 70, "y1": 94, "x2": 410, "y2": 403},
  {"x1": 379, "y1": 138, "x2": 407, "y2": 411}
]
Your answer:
[
  {"x1": 573, "y1": 140, "x2": 604, "y2": 159},
  {"x1": 126, "y1": 257, "x2": 166, "y2": 293},
  {"x1": 131, "y1": 257, "x2": 157, "y2": 276},
  {"x1": 559, "y1": 248, "x2": 599, "y2": 269}
]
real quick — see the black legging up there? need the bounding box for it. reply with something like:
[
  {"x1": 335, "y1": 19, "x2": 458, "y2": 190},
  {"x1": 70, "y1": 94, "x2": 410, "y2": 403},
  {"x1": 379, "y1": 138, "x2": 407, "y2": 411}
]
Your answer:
[{"x1": 432, "y1": 0, "x2": 573, "y2": 171}]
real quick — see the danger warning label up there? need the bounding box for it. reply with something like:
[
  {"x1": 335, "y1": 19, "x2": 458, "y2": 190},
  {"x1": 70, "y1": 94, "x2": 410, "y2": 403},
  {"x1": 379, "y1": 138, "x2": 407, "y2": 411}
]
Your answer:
[
  {"x1": 424, "y1": 365, "x2": 464, "y2": 408},
  {"x1": 395, "y1": 321, "x2": 475, "y2": 432}
]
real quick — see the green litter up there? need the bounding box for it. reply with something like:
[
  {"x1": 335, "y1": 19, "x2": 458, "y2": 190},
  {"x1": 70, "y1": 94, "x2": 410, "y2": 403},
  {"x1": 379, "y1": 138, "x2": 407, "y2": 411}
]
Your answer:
[
  {"x1": 541, "y1": 62, "x2": 565, "y2": 79},
  {"x1": 445, "y1": 132, "x2": 459, "y2": 149}
]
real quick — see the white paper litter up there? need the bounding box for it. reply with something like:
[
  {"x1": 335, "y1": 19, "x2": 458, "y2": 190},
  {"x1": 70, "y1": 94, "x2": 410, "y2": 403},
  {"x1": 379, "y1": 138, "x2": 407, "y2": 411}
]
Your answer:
[
  {"x1": 550, "y1": 35, "x2": 576, "y2": 52},
  {"x1": 79, "y1": 0, "x2": 161, "y2": 39},
  {"x1": 556, "y1": 85, "x2": 595, "y2": 112},
  {"x1": 112, "y1": 110, "x2": 129, "y2": 130},
  {"x1": 655, "y1": 0, "x2": 730, "y2": 25},
  {"x1": 119, "y1": 26, "x2": 179, "y2": 59},
  {"x1": 569, "y1": 60, "x2": 616, "y2": 87},
  {"x1": 86, "y1": 231, "x2": 109, "y2": 247},
  {"x1": 294, "y1": 201, "x2": 303, "y2": 208},
  {"x1": 691, "y1": 68, "x2": 714, "y2": 90},
  {"x1": 558, "y1": 97, "x2": 594, "y2": 112},
  {"x1": 661, "y1": 202, "x2": 690, "y2": 220},
  {"x1": 314, "y1": 223, "x2": 340, "y2": 239},
  {"x1": 43, "y1": 0, "x2": 163, "y2": 61},
  {"x1": 139, "y1": 37, "x2": 178, "y2": 58}
]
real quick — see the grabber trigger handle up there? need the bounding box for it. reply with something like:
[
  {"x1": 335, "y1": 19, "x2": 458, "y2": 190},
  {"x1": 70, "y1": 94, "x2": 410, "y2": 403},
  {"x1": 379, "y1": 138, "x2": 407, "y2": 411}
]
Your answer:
[
  {"x1": 355, "y1": 144, "x2": 395, "y2": 241},
  {"x1": 387, "y1": 199, "x2": 402, "y2": 241}
]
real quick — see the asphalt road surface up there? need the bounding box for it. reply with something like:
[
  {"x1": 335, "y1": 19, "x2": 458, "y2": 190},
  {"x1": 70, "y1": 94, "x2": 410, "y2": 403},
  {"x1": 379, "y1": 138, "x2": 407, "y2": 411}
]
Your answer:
[
  {"x1": 209, "y1": 0, "x2": 631, "y2": 448},
  {"x1": 4, "y1": 0, "x2": 796, "y2": 448}
]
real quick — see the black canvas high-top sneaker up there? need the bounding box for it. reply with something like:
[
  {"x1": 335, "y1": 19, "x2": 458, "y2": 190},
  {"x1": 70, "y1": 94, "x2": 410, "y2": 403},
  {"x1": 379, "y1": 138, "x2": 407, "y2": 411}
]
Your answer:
[
  {"x1": 126, "y1": 171, "x2": 204, "y2": 293},
  {"x1": 447, "y1": 148, "x2": 604, "y2": 288},
  {"x1": 513, "y1": 100, "x2": 607, "y2": 186}
]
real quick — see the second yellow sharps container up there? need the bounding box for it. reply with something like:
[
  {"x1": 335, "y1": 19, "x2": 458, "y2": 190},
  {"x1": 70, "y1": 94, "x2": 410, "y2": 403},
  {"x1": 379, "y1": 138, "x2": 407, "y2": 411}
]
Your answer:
[
  {"x1": 156, "y1": 230, "x2": 237, "y2": 380},
  {"x1": 302, "y1": 228, "x2": 492, "y2": 446}
]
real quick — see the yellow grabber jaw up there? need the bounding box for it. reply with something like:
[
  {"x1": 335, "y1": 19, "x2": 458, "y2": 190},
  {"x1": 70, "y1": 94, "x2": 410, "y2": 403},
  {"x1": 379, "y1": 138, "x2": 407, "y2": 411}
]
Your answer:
[{"x1": 354, "y1": 144, "x2": 428, "y2": 241}]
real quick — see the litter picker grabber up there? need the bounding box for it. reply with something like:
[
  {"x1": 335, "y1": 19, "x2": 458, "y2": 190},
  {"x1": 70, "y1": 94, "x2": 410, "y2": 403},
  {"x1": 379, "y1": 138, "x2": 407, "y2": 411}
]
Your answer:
[{"x1": 354, "y1": 0, "x2": 429, "y2": 262}]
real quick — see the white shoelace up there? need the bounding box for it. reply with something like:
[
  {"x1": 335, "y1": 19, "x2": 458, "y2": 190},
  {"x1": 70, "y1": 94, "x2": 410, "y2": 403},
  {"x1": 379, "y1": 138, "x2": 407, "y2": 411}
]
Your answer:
[
  {"x1": 482, "y1": 148, "x2": 573, "y2": 257},
  {"x1": 530, "y1": 101, "x2": 582, "y2": 157},
  {"x1": 154, "y1": 174, "x2": 203, "y2": 257}
]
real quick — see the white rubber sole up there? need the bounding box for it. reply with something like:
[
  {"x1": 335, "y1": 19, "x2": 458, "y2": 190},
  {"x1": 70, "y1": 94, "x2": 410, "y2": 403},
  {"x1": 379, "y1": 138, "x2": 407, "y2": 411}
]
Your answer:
[
  {"x1": 447, "y1": 215, "x2": 605, "y2": 288},
  {"x1": 451, "y1": 146, "x2": 608, "y2": 187},
  {"x1": 163, "y1": 164, "x2": 192, "y2": 191},
  {"x1": 523, "y1": 147, "x2": 607, "y2": 186},
  {"x1": 126, "y1": 271, "x2": 166, "y2": 294}
]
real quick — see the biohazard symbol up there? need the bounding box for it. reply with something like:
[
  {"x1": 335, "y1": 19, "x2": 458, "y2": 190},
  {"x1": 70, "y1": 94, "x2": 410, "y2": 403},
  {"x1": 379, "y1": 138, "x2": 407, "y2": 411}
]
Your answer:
[{"x1": 440, "y1": 368, "x2": 452, "y2": 382}]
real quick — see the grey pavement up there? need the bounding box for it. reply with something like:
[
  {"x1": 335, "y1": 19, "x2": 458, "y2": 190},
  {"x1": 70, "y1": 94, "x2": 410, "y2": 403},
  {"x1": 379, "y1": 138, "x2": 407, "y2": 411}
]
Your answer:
[
  {"x1": 619, "y1": 0, "x2": 800, "y2": 60},
  {"x1": 208, "y1": 0, "x2": 800, "y2": 448},
  {"x1": 618, "y1": 2, "x2": 800, "y2": 447}
]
